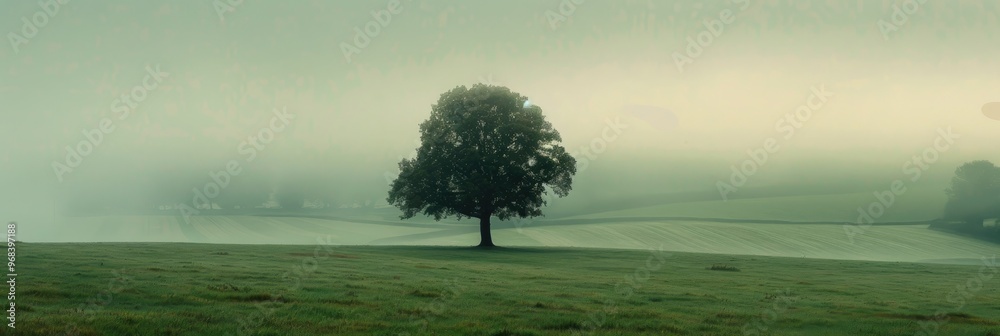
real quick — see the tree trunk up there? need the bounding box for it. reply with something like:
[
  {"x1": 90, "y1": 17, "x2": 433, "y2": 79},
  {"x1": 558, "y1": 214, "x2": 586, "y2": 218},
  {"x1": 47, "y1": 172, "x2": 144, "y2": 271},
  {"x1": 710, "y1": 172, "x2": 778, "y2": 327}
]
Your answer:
[{"x1": 478, "y1": 215, "x2": 495, "y2": 247}]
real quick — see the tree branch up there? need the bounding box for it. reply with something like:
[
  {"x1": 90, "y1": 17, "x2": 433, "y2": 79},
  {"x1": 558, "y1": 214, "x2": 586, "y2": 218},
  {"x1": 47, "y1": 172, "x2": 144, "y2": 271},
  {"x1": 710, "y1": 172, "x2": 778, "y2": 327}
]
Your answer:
[{"x1": 458, "y1": 210, "x2": 479, "y2": 219}]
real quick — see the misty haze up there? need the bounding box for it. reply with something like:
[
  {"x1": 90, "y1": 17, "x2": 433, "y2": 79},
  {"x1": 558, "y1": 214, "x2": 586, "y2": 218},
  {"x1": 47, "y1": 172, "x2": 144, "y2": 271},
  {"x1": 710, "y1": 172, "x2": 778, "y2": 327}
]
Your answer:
[{"x1": 2, "y1": 0, "x2": 999, "y2": 335}]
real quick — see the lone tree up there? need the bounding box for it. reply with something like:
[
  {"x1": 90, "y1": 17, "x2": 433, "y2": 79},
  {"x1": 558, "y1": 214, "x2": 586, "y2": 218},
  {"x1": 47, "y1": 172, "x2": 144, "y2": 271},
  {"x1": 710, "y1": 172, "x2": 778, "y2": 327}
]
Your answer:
[
  {"x1": 944, "y1": 160, "x2": 1000, "y2": 229},
  {"x1": 387, "y1": 84, "x2": 576, "y2": 247}
]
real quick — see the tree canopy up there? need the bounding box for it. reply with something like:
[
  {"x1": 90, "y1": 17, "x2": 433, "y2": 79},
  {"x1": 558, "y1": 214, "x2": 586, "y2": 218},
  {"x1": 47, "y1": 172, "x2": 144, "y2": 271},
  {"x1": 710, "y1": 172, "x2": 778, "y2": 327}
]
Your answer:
[
  {"x1": 386, "y1": 84, "x2": 577, "y2": 247},
  {"x1": 944, "y1": 160, "x2": 1000, "y2": 228}
]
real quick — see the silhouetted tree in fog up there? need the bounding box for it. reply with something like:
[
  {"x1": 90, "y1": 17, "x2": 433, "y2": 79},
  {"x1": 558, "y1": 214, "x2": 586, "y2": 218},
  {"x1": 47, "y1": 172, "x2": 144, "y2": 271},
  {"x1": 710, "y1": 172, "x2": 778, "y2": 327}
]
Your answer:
[
  {"x1": 387, "y1": 84, "x2": 576, "y2": 247},
  {"x1": 944, "y1": 160, "x2": 1000, "y2": 230}
]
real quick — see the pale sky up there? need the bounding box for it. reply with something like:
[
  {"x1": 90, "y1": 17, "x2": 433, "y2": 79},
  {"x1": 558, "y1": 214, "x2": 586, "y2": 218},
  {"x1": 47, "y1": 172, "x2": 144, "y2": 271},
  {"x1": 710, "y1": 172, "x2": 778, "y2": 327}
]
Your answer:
[{"x1": 1, "y1": 1, "x2": 998, "y2": 238}]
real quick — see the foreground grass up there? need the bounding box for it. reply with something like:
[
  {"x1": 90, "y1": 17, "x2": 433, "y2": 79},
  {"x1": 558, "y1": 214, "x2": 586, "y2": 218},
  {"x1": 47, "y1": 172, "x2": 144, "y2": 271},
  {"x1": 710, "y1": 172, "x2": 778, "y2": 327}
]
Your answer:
[{"x1": 14, "y1": 243, "x2": 1000, "y2": 335}]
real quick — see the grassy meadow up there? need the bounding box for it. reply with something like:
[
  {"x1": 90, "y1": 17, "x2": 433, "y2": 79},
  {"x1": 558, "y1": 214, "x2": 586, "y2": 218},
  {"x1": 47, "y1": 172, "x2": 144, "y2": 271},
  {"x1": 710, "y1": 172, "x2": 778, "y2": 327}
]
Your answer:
[
  {"x1": 15, "y1": 243, "x2": 1000, "y2": 335},
  {"x1": 18, "y1": 188, "x2": 999, "y2": 335}
]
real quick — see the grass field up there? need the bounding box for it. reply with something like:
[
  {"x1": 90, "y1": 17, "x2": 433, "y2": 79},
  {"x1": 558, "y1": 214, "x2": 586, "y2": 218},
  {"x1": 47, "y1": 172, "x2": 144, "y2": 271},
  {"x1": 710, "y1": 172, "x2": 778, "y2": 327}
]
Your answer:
[
  {"x1": 22, "y1": 189, "x2": 999, "y2": 334},
  {"x1": 37, "y1": 209, "x2": 997, "y2": 264},
  {"x1": 17, "y1": 243, "x2": 1000, "y2": 335},
  {"x1": 564, "y1": 188, "x2": 948, "y2": 223}
]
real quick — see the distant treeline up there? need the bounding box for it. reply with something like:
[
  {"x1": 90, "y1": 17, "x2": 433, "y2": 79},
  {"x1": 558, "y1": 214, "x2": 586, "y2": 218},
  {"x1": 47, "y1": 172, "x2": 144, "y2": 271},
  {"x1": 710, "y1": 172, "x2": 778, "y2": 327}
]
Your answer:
[
  {"x1": 54, "y1": 166, "x2": 386, "y2": 215},
  {"x1": 938, "y1": 160, "x2": 1000, "y2": 240}
]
